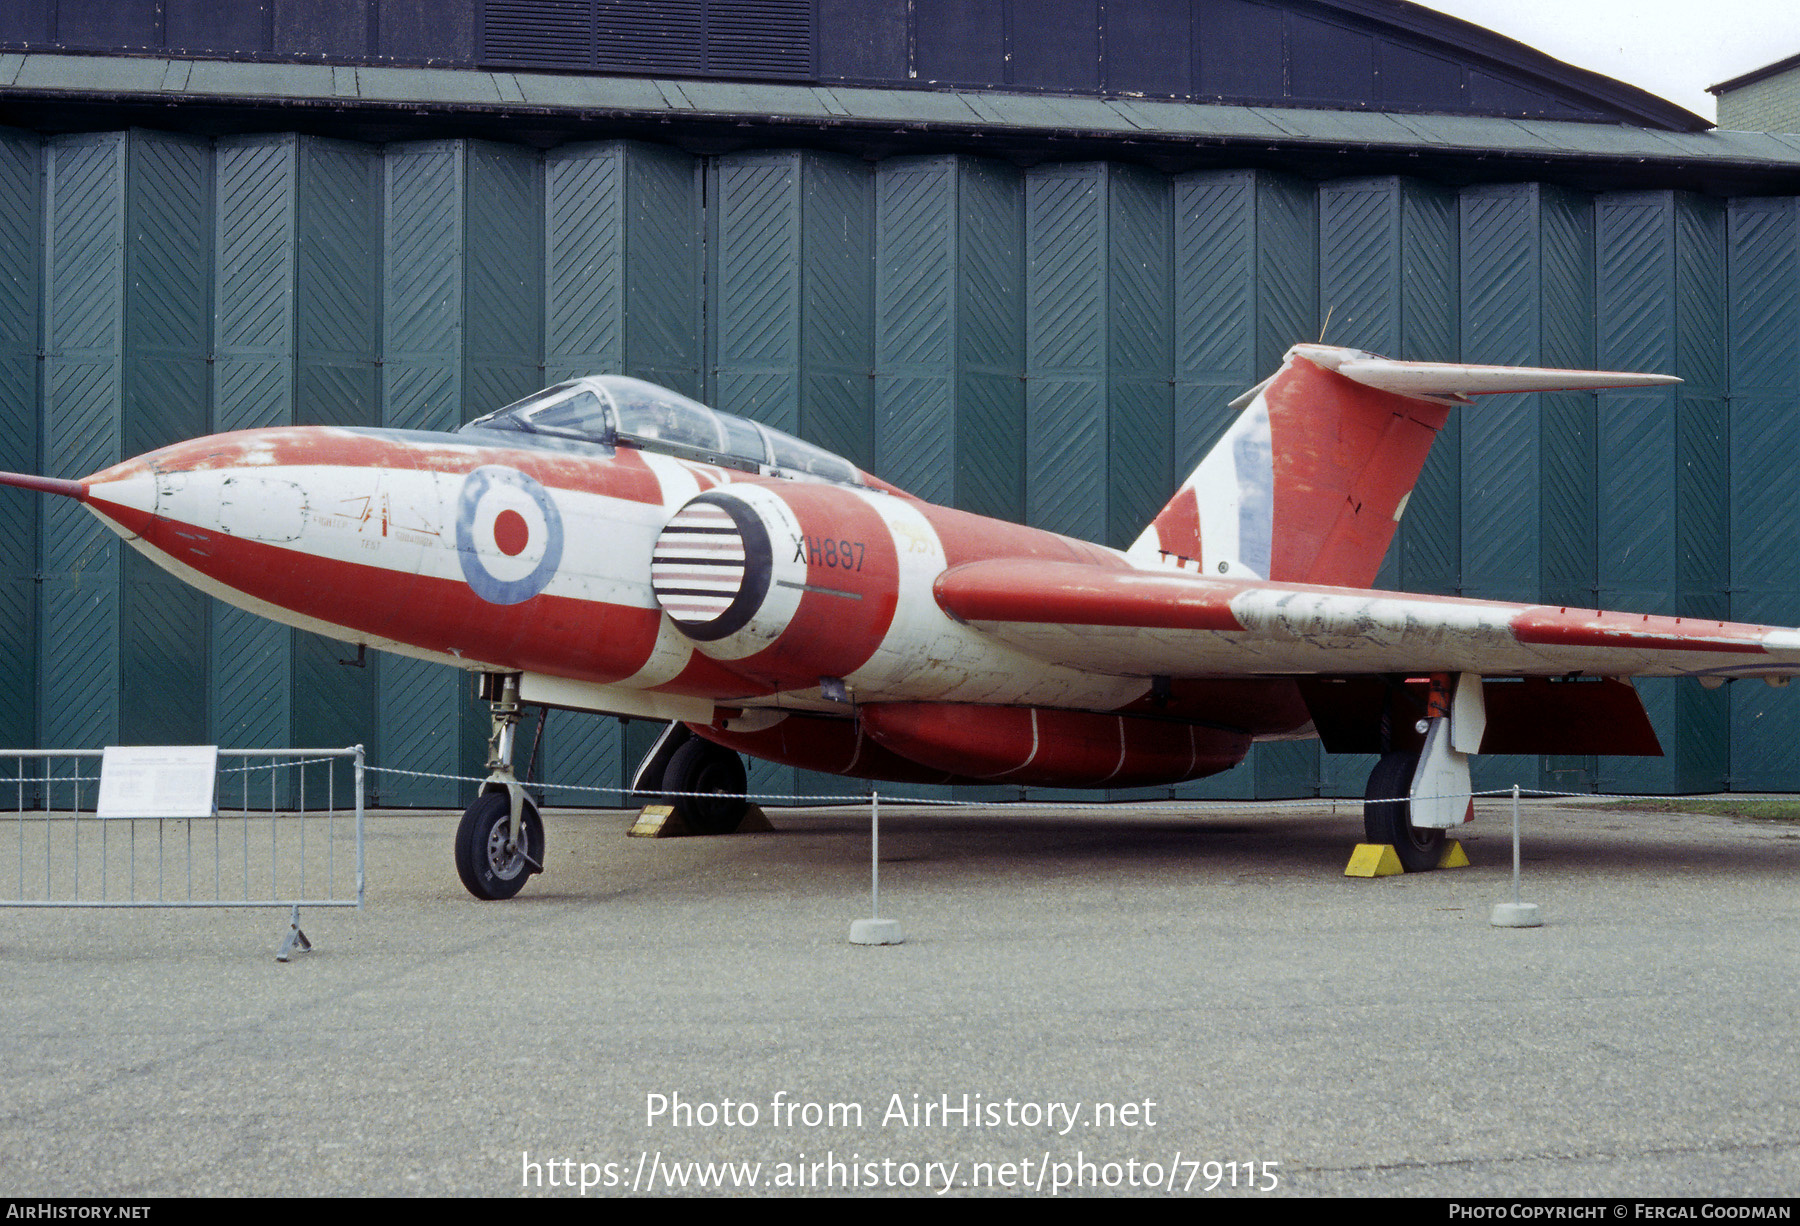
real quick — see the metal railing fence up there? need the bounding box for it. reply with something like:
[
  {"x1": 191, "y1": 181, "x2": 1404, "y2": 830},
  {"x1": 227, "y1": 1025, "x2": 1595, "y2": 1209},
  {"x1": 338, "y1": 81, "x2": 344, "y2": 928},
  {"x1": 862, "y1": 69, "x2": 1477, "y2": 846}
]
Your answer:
[{"x1": 0, "y1": 746, "x2": 365, "y2": 959}]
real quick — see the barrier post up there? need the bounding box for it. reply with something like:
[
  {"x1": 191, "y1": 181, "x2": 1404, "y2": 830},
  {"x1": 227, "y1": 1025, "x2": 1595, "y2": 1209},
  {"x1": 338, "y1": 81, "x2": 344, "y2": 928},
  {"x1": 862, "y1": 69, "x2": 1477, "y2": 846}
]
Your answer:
[
  {"x1": 849, "y1": 789, "x2": 903, "y2": 945},
  {"x1": 1490, "y1": 783, "x2": 1542, "y2": 928}
]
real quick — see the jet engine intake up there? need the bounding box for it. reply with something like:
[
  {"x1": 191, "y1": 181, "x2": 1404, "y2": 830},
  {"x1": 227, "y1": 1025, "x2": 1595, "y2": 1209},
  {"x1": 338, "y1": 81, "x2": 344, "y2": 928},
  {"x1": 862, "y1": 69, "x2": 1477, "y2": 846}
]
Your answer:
[{"x1": 650, "y1": 484, "x2": 902, "y2": 691}]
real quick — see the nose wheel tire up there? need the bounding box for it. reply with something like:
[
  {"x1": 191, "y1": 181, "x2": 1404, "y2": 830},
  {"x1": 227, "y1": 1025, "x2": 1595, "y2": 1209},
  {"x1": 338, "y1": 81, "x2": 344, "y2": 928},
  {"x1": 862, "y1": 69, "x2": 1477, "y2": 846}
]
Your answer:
[
  {"x1": 455, "y1": 792, "x2": 545, "y2": 900},
  {"x1": 1363, "y1": 750, "x2": 1444, "y2": 873},
  {"x1": 664, "y1": 738, "x2": 749, "y2": 835}
]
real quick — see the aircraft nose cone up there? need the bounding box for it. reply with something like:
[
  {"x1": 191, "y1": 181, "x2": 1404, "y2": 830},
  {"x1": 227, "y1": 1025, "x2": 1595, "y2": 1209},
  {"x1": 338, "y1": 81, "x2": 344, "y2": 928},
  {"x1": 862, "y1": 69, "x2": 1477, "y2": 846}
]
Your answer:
[{"x1": 78, "y1": 454, "x2": 160, "y2": 523}]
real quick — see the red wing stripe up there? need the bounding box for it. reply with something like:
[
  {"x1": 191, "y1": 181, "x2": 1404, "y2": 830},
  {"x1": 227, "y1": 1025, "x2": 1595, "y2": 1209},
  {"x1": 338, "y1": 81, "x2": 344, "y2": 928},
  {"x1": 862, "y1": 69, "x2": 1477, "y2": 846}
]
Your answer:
[
  {"x1": 935, "y1": 559, "x2": 1244, "y2": 631},
  {"x1": 1511, "y1": 608, "x2": 1769, "y2": 655}
]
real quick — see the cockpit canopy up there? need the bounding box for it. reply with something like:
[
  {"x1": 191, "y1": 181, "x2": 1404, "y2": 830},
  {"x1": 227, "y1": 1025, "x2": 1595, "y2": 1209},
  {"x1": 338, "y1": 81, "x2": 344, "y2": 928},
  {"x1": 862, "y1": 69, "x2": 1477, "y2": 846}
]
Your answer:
[{"x1": 460, "y1": 375, "x2": 864, "y2": 486}]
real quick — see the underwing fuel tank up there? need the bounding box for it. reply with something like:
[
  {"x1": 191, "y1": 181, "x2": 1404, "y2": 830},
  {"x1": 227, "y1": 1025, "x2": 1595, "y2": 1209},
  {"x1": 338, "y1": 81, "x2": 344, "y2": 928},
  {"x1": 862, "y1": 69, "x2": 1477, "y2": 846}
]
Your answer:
[
  {"x1": 857, "y1": 702, "x2": 1251, "y2": 787},
  {"x1": 690, "y1": 703, "x2": 1253, "y2": 787}
]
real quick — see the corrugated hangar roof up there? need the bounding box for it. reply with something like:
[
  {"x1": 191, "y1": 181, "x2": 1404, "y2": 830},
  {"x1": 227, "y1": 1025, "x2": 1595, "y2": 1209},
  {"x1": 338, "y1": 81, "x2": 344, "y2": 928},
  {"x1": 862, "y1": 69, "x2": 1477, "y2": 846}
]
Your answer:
[
  {"x1": 4, "y1": 51, "x2": 1799, "y2": 194},
  {"x1": 0, "y1": 0, "x2": 1710, "y2": 130}
]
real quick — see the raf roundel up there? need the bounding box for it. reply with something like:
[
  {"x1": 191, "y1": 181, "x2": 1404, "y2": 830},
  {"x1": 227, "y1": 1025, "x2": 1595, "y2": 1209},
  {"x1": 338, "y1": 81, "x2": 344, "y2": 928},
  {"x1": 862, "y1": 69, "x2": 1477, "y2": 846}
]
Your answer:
[{"x1": 454, "y1": 465, "x2": 565, "y2": 605}]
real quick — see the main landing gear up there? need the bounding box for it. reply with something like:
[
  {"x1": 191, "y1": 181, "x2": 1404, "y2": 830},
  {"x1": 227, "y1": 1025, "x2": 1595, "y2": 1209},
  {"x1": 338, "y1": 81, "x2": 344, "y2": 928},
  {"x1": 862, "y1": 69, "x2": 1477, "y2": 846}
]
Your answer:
[
  {"x1": 455, "y1": 673, "x2": 545, "y2": 900},
  {"x1": 1360, "y1": 672, "x2": 1482, "y2": 873},
  {"x1": 632, "y1": 722, "x2": 750, "y2": 835},
  {"x1": 1363, "y1": 749, "x2": 1444, "y2": 873}
]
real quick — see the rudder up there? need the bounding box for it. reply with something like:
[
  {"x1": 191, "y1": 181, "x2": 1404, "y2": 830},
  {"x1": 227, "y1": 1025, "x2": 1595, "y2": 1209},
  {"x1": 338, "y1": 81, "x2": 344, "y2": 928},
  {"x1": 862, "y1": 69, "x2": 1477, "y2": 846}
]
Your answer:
[{"x1": 1128, "y1": 344, "x2": 1678, "y2": 589}]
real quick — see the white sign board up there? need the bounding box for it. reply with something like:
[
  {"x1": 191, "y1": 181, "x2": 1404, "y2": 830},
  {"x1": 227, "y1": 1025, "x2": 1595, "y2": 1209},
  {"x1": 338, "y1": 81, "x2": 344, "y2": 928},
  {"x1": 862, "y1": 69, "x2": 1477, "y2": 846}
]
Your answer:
[{"x1": 96, "y1": 745, "x2": 220, "y2": 819}]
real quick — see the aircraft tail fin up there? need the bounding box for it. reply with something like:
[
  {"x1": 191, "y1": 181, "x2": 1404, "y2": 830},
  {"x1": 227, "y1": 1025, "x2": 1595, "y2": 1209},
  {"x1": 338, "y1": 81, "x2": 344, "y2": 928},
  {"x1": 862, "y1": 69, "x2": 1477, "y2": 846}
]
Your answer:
[{"x1": 1127, "y1": 344, "x2": 1679, "y2": 589}]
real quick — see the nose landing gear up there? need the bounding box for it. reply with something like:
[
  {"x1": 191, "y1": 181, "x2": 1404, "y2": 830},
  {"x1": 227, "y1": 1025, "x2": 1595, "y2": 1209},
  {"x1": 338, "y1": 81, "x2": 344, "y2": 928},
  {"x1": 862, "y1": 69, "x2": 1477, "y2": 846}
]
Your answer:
[{"x1": 454, "y1": 673, "x2": 545, "y2": 900}]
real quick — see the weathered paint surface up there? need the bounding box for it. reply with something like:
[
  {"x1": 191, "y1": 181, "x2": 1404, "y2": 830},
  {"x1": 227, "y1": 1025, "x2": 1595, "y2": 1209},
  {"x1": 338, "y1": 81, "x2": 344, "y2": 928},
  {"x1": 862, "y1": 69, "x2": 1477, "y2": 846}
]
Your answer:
[{"x1": 5, "y1": 344, "x2": 1779, "y2": 790}]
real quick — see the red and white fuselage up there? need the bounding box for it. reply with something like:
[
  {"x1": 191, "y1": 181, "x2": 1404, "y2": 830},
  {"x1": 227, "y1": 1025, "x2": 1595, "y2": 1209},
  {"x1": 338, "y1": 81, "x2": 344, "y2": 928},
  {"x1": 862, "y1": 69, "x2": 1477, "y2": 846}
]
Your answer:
[
  {"x1": 76, "y1": 425, "x2": 1144, "y2": 715},
  {"x1": 24, "y1": 347, "x2": 1800, "y2": 790}
]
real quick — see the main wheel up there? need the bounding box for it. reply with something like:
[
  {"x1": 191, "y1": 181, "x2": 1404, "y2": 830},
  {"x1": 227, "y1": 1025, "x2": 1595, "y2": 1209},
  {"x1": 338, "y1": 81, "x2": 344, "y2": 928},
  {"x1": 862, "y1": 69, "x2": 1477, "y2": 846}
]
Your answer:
[
  {"x1": 664, "y1": 738, "x2": 749, "y2": 835},
  {"x1": 1363, "y1": 751, "x2": 1444, "y2": 873},
  {"x1": 454, "y1": 791, "x2": 545, "y2": 900}
]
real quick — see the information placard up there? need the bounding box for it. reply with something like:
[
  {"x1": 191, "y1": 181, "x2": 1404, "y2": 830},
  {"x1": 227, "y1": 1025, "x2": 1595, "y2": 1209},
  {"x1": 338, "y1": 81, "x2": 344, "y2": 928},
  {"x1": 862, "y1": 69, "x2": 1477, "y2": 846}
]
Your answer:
[{"x1": 96, "y1": 745, "x2": 220, "y2": 819}]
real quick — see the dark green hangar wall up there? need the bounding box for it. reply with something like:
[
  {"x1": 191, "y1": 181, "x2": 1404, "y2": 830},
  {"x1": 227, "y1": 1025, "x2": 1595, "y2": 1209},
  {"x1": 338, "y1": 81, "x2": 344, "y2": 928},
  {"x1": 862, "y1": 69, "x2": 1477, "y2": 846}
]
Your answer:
[
  {"x1": 0, "y1": 0, "x2": 1797, "y2": 801},
  {"x1": 4, "y1": 126, "x2": 1800, "y2": 801}
]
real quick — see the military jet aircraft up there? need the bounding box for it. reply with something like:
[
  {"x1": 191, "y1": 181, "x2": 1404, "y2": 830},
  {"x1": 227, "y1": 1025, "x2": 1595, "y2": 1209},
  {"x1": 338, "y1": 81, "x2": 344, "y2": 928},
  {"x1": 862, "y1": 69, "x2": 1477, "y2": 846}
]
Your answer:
[{"x1": 6, "y1": 343, "x2": 1793, "y2": 898}]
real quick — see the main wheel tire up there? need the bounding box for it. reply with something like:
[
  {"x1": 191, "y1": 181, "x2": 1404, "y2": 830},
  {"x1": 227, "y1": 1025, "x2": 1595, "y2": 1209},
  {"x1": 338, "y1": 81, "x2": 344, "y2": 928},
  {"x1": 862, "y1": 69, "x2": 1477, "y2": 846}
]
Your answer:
[
  {"x1": 664, "y1": 738, "x2": 749, "y2": 835},
  {"x1": 454, "y1": 791, "x2": 545, "y2": 900},
  {"x1": 1363, "y1": 750, "x2": 1445, "y2": 873}
]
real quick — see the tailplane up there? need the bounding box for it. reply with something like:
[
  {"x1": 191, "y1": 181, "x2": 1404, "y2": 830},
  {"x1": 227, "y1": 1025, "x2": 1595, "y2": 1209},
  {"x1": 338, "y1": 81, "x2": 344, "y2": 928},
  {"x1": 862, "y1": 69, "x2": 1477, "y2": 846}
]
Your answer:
[{"x1": 1127, "y1": 344, "x2": 1679, "y2": 589}]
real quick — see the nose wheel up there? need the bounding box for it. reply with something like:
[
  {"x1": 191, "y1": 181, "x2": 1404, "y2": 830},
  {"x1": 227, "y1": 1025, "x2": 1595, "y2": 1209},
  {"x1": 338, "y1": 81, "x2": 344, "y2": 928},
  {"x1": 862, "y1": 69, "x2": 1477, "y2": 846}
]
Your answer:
[{"x1": 455, "y1": 791, "x2": 545, "y2": 899}]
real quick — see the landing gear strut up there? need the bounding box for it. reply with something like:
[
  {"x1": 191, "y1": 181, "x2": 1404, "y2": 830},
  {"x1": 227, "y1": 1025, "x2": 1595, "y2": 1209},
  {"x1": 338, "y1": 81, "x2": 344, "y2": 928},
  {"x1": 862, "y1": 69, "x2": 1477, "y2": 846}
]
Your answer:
[{"x1": 454, "y1": 673, "x2": 545, "y2": 900}]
